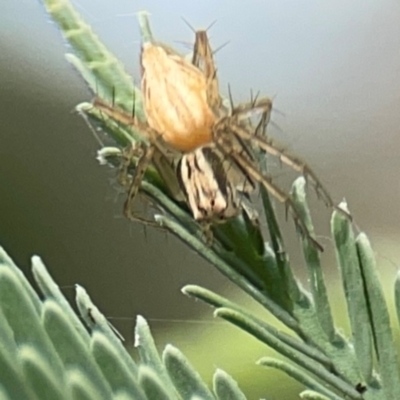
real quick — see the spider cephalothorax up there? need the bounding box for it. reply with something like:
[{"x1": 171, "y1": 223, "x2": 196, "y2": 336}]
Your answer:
[
  {"x1": 92, "y1": 14, "x2": 347, "y2": 251},
  {"x1": 141, "y1": 41, "x2": 215, "y2": 152}
]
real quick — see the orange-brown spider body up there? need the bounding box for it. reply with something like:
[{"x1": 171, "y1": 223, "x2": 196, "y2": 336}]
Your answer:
[{"x1": 141, "y1": 42, "x2": 215, "y2": 152}]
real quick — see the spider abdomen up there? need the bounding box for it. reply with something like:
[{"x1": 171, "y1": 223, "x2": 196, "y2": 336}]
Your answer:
[{"x1": 179, "y1": 148, "x2": 239, "y2": 222}]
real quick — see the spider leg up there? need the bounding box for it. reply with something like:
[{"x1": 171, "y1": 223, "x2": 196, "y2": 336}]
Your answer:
[
  {"x1": 199, "y1": 220, "x2": 214, "y2": 245},
  {"x1": 124, "y1": 144, "x2": 156, "y2": 222},
  {"x1": 91, "y1": 97, "x2": 169, "y2": 226},
  {"x1": 93, "y1": 97, "x2": 149, "y2": 132},
  {"x1": 118, "y1": 143, "x2": 176, "y2": 229},
  {"x1": 213, "y1": 129, "x2": 323, "y2": 251},
  {"x1": 233, "y1": 97, "x2": 273, "y2": 126},
  {"x1": 123, "y1": 212, "x2": 161, "y2": 229},
  {"x1": 227, "y1": 121, "x2": 350, "y2": 218},
  {"x1": 191, "y1": 30, "x2": 221, "y2": 113},
  {"x1": 254, "y1": 108, "x2": 270, "y2": 137},
  {"x1": 117, "y1": 144, "x2": 142, "y2": 189}
]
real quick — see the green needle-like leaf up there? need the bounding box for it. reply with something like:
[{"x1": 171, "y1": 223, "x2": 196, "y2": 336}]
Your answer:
[
  {"x1": 300, "y1": 390, "x2": 333, "y2": 400},
  {"x1": 213, "y1": 369, "x2": 247, "y2": 400},
  {"x1": 91, "y1": 332, "x2": 146, "y2": 399},
  {"x1": 0, "y1": 248, "x2": 41, "y2": 314},
  {"x1": 260, "y1": 185, "x2": 304, "y2": 307},
  {"x1": 138, "y1": 366, "x2": 176, "y2": 400},
  {"x1": 394, "y1": 272, "x2": 400, "y2": 330},
  {"x1": 20, "y1": 346, "x2": 67, "y2": 400},
  {"x1": 182, "y1": 284, "x2": 297, "y2": 329},
  {"x1": 32, "y1": 256, "x2": 91, "y2": 345},
  {"x1": 292, "y1": 178, "x2": 336, "y2": 342},
  {"x1": 75, "y1": 285, "x2": 139, "y2": 377},
  {"x1": 42, "y1": 301, "x2": 112, "y2": 399},
  {"x1": 218, "y1": 308, "x2": 360, "y2": 399},
  {"x1": 0, "y1": 269, "x2": 64, "y2": 381},
  {"x1": 135, "y1": 316, "x2": 177, "y2": 398},
  {"x1": 159, "y1": 216, "x2": 301, "y2": 333},
  {"x1": 258, "y1": 357, "x2": 344, "y2": 400},
  {"x1": 66, "y1": 368, "x2": 105, "y2": 400},
  {"x1": 332, "y1": 206, "x2": 373, "y2": 383},
  {"x1": 41, "y1": 0, "x2": 142, "y2": 115},
  {"x1": 137, "y1": 12, "x2": 154, "y2": 44},
  {"x1": 0, "y1": 343, "x2": 36, "y2": 400},
  {"x1": 183, "y1": 285, "x2": 331, "y2": 367},
  {"x1": 163, "y1": 345, "x2": 214, "y2": 400},
  {"x1": 356, "y1": 233, "x2": 400, "y2": 396}
]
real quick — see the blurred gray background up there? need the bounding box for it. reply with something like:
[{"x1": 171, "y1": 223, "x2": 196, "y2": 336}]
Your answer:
[{"x1": 2, "y1": 0, "x2": 400, "y2": 398}]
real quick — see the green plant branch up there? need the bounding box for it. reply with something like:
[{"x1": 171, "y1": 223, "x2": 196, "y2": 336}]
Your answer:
[
  {"x1": 1, "y1": 248, "x2": 255, "y2": 400},
  {"x1": 258, "y1": 357, "x2": 344, "y2": 400}
]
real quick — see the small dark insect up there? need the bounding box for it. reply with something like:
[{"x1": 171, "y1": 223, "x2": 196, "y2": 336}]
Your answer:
[{"x1": 355, "y1": 382, "x2": 367, "y2": 394}]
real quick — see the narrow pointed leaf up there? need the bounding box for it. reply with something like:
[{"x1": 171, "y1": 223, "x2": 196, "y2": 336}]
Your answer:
[
  {"x1": 42, "y1": 300, "x2": 112, "y2": 399},
  {"x1": 31, "y1": 256, "x2": 90, "y2": 345},
  {"x1": 91, "y1": 332, "x2": 146, "y2": 399},
  {"x1": 0, "y1": 344, "x2": 36, "y2": 400},
  {"x1": 113, "y1": 392, "x2": 137, "y2": 400},
  {"x1": 0, "y1": 269, "x2": 64, "y2": 381},
  {"x1": 332, "y1": 206, "x2": 373, "y2": 382},
  {"x1": 213, "y1": 369, "x2": 246, "y2": 400},
  {"x1": 135, "y1": 316, "x2": 177, "y2": 397},
  {"x1": 137, "y1": 12, "x2": 154, "y2": 44},
  {"x1": 217, "y1": 308, "x2": 359, "y2": 399},
  {"x1": 20, "y1": 345, "x2": 67, "y2": 400},
  {"x1": 258, "y1": 358, "x2": 343, "y2": 400},
  {"x1": 394, "y1": 272, "x2": 400, "y2": 329},
  {"x1": 158, "y1": 215, "x2": 302, "y2": 334},
  {"x1": 66, "y1": 368, "x2": 106, "y2": 400},
  {"x1": 138, "y1": 366, "x2": 176, "y2": 400},
  {"x1": 163, "y1": 345, "x2": 214, "y2": 400},
  {"x1": 183, "y1": 285, "x2": 331, "y2": 367},
  {"x1": 356, "y1": 233, "x2": 400, "y2": 396},
  {"x1": 75, "y1": 285, "x2": 138, "y2": 376},
  {"x1": 0, "y1": 247, "x2": 41, "y2": 314},
  {"x1": 0, "y1": 385, "x2": 12, "y2": 400},
  {"x1": 0, "y1": 307, "x2": 18, "y2": 365},
  {"x1": 291, "y1": 178, "x2": 336, "y2": 341},
  {"x1": 182, "y1": 285, "x2": 297, "y2": 332},
  {"x1": 300, "y1": 390, "x2": 332, "y2": 400},
  {"x1": 260, "y1": 185, "x2": 304, "y2": 307},
  {"x1": 41, "y1": 0, "x2": 142, "y2": 114}
]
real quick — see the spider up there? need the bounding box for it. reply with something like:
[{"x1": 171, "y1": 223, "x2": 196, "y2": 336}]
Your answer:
[
  {"x1": 91, "y1": 97, "x2": 252, "y2": 226},
  {"x1": 92, "y1": 15, "x2": 346, "y2": 251},
  {"x1": 92, "y1": 26, "x2": 268, "y2": 224}
]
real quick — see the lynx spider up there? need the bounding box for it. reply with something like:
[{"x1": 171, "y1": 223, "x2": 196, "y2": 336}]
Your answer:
[
  {"x1": 93, "y1": 21, "x2": 346, "y2": 251},
  {"x1": 92, "y1": 30, "x2": 270, "y2": 229}
]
